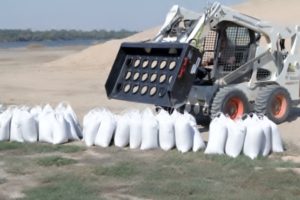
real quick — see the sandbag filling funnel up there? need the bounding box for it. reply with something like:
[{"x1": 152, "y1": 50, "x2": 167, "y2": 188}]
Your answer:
[{"x1": 105, "y1": 42, "x2": 201, "y2": 108}]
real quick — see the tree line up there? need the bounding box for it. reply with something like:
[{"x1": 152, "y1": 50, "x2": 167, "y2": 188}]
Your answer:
[{"x1": 0, "y1": 29, "x2": 138, "y2": 42}]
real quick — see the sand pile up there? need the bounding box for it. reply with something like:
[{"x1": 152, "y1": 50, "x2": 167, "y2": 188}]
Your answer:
[
  {"x1": 234, "y1": 0, "x2": 300, "y2": 26},
  {"x1": 46, "y1": 27, "x2": 160, "y2": 69},
  {"x1": 46, "y1": 0, "x2": 300, "y2": 71}
]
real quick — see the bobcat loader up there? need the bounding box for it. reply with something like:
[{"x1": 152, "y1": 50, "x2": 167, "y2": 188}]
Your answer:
[{"x1": 105, "y1": 2, "x2": 300, "y2": 124}]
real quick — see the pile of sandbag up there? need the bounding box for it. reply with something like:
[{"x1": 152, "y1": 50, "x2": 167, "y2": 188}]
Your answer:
[
  {"x1": 205, "y1": 113, "x2": 284, "y2": 159},
  {"x1": 0, "y1": 103, "x2": 82, "y2": 144},
  {"x1": 82, "y1": 108, "x2": 206, "y2": 153}
]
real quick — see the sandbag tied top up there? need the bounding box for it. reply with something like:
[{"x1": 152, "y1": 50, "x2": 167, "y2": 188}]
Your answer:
[
  {"x1": 128, "y1": 109, "x2": 142, "y2": 149},
  {"x1": 43, "y1": 104, "x2": 54, "y2": 114},
  {"x1": 243, "y1": 114, "x2": 265, "y2": 159},
  {"x1": 205, "y1": 113, "x2": 228, "y2": 155},
  {"x1": 0, "y1": 109, "x2": 13, "y2": 141},
  {"x1": 156, "y1": 109, "x2": 175, "y2": 151},
  {"x1": 94, "y1": 109, "x2": 116, "y2": 148},
  {"x1": 141, "y1": 108, "x2": 159, "y2": 150},
  {"x1": 55, "y1": 102, "x2": 82, "y2": 141},
  {"x1": 225, "y1": 118, "x2": 246, "y2": 158}
]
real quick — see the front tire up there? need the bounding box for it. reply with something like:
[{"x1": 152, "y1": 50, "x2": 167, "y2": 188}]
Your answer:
[
  {"x1": 210, "y1": 87, "x2": 250, "y2": 119},
  {"x1": 255, "y1": 85, "x2": 291, "y2": 124}
]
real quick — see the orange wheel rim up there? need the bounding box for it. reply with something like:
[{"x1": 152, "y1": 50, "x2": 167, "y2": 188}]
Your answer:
[
  {"x1": 271, "y1": 94, "x2": 287, "y2": 119},
  {"x1": 225, "y1": 97, "x2": 244, "y2": 119}
]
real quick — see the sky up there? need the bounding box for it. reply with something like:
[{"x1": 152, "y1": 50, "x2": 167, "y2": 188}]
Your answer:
[{"x1": 0, "y1": 0, "x2": 245, "y2": 31}]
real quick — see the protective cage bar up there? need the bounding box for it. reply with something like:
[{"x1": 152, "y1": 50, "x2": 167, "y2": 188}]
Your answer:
[{"x1": 105, "y1": 42, "x2": 201, "y2": 107}]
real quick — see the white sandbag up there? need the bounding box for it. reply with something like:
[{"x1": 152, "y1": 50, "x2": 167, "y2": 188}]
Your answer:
[
  {"x1": 193, "y1": 127, "x2": 206, "y2": 152},
  {"x1": 10, "y1": 108, "x2": 24, "y2": 142},
  {"x1": 43, "y1": 104, "x2": 54, "y2": 114},
  {"x1": 20, "y1": 110, "x2": 38, "y2": 143},
  {"x1": 52, "y1": 113, "x2": 68, "y2": 145},
  {"x1": 258, "y1": 116, "x2": 272, "y2": 156},
  {"x1": 243, "y1": 114, "x2": 265, "y2": 159},
  {"x1": 95, "y1": 110, "x2": 116, "y2": 148},
  {"x1": 157, "y1": 109, "x2": 175, "y2": 151},
  {"x1": 0, "y1": 110, "x2": 12, "y2": 141},
  {"x1": 55, "y1": 103, "x2": 81, "y2": 141},
  {"x1": 205, "y1": 114, "x2": 228, "y2": 155},
  {"x1": 225, "y1": 118, "x2": 246, "y2": 158},
  {"x1": 114, "y1": 113, "x2": 130, "y2": 148},
  {"x1": 83, "y1": 108, "x2": 101, "y2": 131},
  {"x1": 171, "y1": 109, "x2": 181, "y2": 121},
  {"x1": 39, "y1": 112, "x2": 55, "y2": 143},
  {"x1": 266, "y1": 118, "x2": 284, "y2": 152},
  {"x1": 30, "y1": 106, "x2": 42, "y2": 123},
  {"x1": 140, "y1": 108, "x2": 159, "y2": 150},
  {"x1": 128, "y1": 110, "x2": 142, "y2": 149},
  {"x1": 181, "y1": 111, "x2": 205, "y2": 152},
  {"x1": 0, "y1": 105, "x2": 4, "y2": 113},
  {"x1": 82, "y1": 109, "x2": 102, "y2": 146},
  {"x1": 174, "y1": 112, "x2": 194, "y2": 153},
  {"x1": 66, "y1": 104, "x2": 82, "y2": 138}
]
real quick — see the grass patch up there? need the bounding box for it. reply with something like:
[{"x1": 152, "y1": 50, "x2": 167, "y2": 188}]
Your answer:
[
  {"x1": 37, "y1": 156, "x2": 77, "y2": 167},
  {"x1": 93, "y1": 161, "x2": 138, "y2": 178},
  {"x1": 0, "y1": 141, "x2": 23, "y2": 151},
  {"x1": 128, "y1": 151, "x2": 300, "y2": 200},
  {"x1": 0, "y1": 142, "x2": 85, "y2": 154},
  {"x1": 21, "y1": 174, "x2": 100, "y2": 200}
]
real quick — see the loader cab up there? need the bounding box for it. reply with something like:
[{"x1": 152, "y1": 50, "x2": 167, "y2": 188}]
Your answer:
[
  {"x1": 196, "y1": 22, "x2": 257, "y2": 83},
  {"x1": 213, "y1": 22, "x2": 256, "y2": 79}
]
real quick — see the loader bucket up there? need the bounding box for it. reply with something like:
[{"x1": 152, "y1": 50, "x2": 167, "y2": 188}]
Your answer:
[{"x1": 105, "y1": 42, "x2": 201, "y2": 107}]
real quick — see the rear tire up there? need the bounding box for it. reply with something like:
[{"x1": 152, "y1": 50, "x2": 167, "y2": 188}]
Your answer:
[
  {"x1": 210, "y1": 87, "x2": 250, "y2": 120},
  {"x1": 255, "y1": 85, "x2": 291, "y2": 124}
]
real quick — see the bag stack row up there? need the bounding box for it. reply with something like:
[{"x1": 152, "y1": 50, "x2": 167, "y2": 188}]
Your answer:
[
  {"x1": 83, "y1": 108, "x2": 206, "y2": 153},
  {"x1": 205, "y1": 113, "x2": 284, "y2": 159},
  {"x1": 0, "y1": 103, "x2": 82, "y2": 144}
]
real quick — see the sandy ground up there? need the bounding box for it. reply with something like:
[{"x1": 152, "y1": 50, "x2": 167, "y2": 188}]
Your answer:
[{"x1": 0, "y1": 0, "x2": 300, "y2": 150}]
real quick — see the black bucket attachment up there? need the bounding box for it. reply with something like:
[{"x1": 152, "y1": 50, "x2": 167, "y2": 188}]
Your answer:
[{"x1": 105, "y1": 42, "x2": 201, "y2": 108}]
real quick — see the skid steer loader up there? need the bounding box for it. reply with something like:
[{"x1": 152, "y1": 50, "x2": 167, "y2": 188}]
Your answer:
[{"x1": 105, "y1": 2, "x2": 300, "y2": 124}]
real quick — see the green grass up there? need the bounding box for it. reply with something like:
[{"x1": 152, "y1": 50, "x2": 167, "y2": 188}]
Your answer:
[
  {"x1": 127, "y1": 152, "x2": 300, "y2": 200},
  {"x1": 1, "y1": 143, "x2": 299, "y2": 200},
  {"x1": 37, "y1": 156, "x2": 77, "y2": 167},
  {"x1": 93, "y1": 161, "x2": 138, "y2": 178},
  {"x1": 0, "y1": 142, "x2": 85, "y2": 154},
  {"x1": 21, "y1": 174, "x2": 101, "y2": 200}
]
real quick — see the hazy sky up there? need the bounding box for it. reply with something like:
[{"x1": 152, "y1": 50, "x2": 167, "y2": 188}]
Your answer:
[{"x1": 0, "y1": 0, "x2": 245, "y2": 31}]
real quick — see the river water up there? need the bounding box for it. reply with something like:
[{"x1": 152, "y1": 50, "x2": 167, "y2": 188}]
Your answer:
[{"x1": 0, "y1": 39, "x2": 103, "y2": 49}]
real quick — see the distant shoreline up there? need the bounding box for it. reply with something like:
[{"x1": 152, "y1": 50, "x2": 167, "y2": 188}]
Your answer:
[{"x1": 0, "y1": 39, "x2": 105, "y2": 49}]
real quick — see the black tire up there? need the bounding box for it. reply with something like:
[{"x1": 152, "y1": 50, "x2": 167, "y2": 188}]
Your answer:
[
  {"x1": 255, "y1": 85, "x2": 291, "y2": 124},
  {"x1": 210, "y1": 87, "x2": 250, "y2": 119}
]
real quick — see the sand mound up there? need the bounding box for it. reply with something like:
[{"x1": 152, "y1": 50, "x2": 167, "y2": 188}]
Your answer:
[
  {"x1": 234, "y1": 0, "x2": 300, "y2": 26},
  {"x1": 46, "y1": 27, "x2": 160, "y2": 69},
  {"x1": 47, "y1": 0, "x2": 300, "y2": 70}
]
